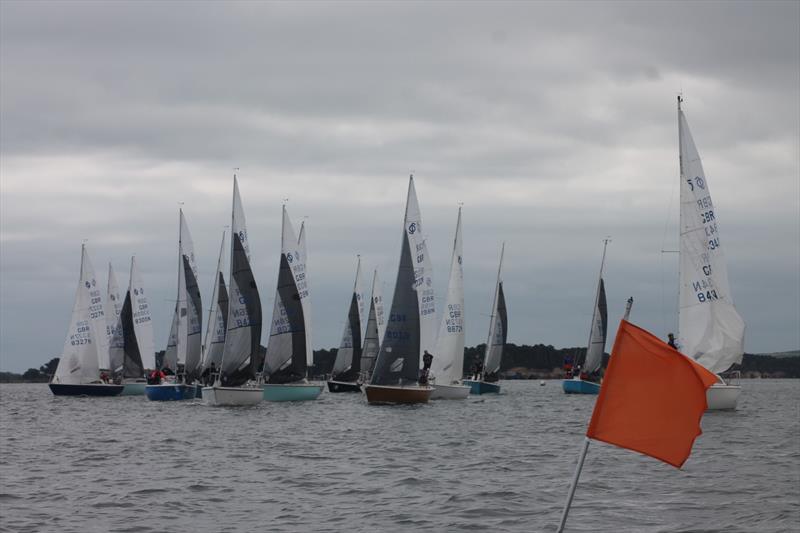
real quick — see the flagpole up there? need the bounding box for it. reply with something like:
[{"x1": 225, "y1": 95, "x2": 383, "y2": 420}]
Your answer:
[{"x1": 557, "y1": 437, "x2": 591, "y2": 533}]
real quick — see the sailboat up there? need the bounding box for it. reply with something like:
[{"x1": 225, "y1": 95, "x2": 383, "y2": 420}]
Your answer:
[
  {"x1": 49, "y1": 244, "x2": 123, "y2": 396},
  {"x1": 198, "y1": 231, "x2": 228, "y2": 386},
  {"x1": 360, "y1": 269, "x2": 386, "y2": 383},
  {"x1": 202, "y1": 176, "x2": 263, "y2": 406},
  {"x1": 117, "y1": 256, "x2": 156, "y2": 395},
  {"x1": 364, "y1": 175, "x2": 434, "y2": 404},
  {"x1": 675, "y1": 96, "x2": 745, "y2": 410},
  {"x1": 104, "y1": 262, "x2": 123, "y2": 371},
  {"x1": 261, "y1": 206, "x2": 323, "y2": 402},
  {"x1": 464, "y1": 243, "x2": 506, "y2": 394},
  {"x1": 430, "y1": 207, "x2": 470, "y2": 400},
  {"x1": 327, "y1": 257, "x2": 367, "y2": 393},
  {"x1": 563, "y1": 239, "x2": 610, "y2": 395},
  {"x1": 146, "y1": 210, "x2": 203, "y2": 401}
]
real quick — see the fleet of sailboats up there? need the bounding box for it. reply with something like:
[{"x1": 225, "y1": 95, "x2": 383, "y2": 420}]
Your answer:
[{"x1": 45, "y1": 102, "x2": 747, "y2": 414}]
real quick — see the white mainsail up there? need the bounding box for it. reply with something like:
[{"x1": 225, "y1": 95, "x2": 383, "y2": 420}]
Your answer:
[
  {"x1": 107, "y1": 263, "x2": 125, "y2": 373},
  {"x1": 677, "y1": 99, "x2": 745, "y2": 374},
  {"x1": 200, "y1": 231, "x2": 228, "y2": 371},
  {"x1": 360, "y1": 269, "x2": 385, "y2": 378},
  {"x1": 582, "y1": 240, "x2": 610, "y2": 375},
  {"x1": 297, "y1": 221, "x2": 314, "y2": 367},
  {"x1": 163, "y1": 308, "x2": 179, "y2": 370},
  {"x1": 264, "y1": 206, "x2": 309, "y2": 382},
  {"x1": 52, "y1": 245, "x2": 107, "y2": 385},
  {"x1": 331, "y1": 257, "x2": 365, "y2": 379},
  {"x1": 483, "y1": 243, "x2": 507, "y2": 377},
  {"x1": 431, "y1": 207, "x2": 465, "y2": 386},
  {"x1": 219, "y1": 176, "x2": 262, "y2": 384},
  {"x1": 129, "y1": 256, "x2": 156, "y2": 371},
  {"x1": 403, "y1": 176, "x2": 436, "y2": 358}
]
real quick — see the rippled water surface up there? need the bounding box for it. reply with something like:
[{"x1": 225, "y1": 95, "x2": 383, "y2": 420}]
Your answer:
[{"x1": 1, "y1": 380, "x2": 798, "y2": 532}]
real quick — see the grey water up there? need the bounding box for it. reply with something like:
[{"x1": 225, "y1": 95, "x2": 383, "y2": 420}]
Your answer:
[{"x1": 1, "y1": 380, "x2": 798, "y2": 533}]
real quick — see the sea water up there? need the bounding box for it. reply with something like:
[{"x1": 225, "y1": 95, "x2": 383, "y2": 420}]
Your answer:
[{"x1": 1, "y1": 380, "x2": 798, "y2": 532}]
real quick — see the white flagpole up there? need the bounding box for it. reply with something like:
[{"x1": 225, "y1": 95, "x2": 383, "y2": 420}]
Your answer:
[{"x1": 557, "y1": 437, "x2": 591, "y2": 533}]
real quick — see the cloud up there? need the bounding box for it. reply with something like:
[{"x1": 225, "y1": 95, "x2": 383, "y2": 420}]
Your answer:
[{"x1": 1, "y1": 0, "x2": 798, "y2": 372}]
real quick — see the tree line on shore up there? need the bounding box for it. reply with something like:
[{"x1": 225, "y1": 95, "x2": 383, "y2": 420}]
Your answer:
[{"x1": 5, "y1": 344, "x2": 798, "y2": 383}]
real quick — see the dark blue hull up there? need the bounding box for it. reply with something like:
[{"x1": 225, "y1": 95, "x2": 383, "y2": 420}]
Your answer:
[
  {"x1": 49, "y1": 383, "x2": 124, "y2": 397},
  {"x1": 562, "y1": 379, "x2": 600, "y2": 394},
  {"x1": 462, "y1": 380, "x2": 501, "y2": 394},
  {"x1": 145, "y1": 383, "x2": 196, "y2": 401},
  {"x1": 327, "y1": 380, "x2": 362, "y2": 393}
]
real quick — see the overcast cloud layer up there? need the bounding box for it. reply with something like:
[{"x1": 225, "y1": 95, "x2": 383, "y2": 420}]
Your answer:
[{"x1": 1, "y1": 1, "x2": 798, "y2": 372}]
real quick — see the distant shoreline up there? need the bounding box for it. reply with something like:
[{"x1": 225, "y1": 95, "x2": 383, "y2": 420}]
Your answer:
[{"x1": 3, "y1": 346, "x2": 798, "y2": 383}]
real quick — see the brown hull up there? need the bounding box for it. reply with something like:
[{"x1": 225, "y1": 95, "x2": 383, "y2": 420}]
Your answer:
[{"x1": 364, "y1": 384, "x2": 432, "y2": 404}]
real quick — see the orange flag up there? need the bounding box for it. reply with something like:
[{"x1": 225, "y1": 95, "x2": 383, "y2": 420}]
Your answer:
[{"x1": 586, "y1": 320, "x2": 718, "y2": 468}]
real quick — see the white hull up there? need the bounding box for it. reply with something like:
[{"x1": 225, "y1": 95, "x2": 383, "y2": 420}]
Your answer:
[
  {"x1": 202, "y1": 385, "x2": 262, "y2": 406},
  {"x1": 706, "y1": 383, "x2": 740, "y2": 410},
  {"x1": 430, "y1": 383, "x2": 470, "y2": 400}
]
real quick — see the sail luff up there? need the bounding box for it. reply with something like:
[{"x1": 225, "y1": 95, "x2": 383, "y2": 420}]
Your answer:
[
  {"x1": 128, "y1": 255, "x2": 155, "y2": 372},
  {"x1": 483, "y1": 243, "x2": 505, "y2": 376},
  {"x1": 297, "y1": 221, "x2": 314, "y2": 367},
  {"x1": 360, "y1": 269, "x2": 384, "y2": 378},
  {"x1": 331, "y1": 257, "x2": 364, "y2": 380}
]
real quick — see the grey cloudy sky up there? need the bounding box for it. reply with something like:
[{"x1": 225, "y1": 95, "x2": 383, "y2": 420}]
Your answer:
[{"x1": 1, "y1": 1, "x2": 798, "y2": 372}]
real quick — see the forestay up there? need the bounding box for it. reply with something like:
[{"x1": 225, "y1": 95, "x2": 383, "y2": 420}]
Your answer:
[
  {"x1": 53, "y1": 245, "x2": 107, "y2": 385},
  {"x1": 431, "y1": 207, "x2": 465, "y2": 386},
  {"x1": 219, "y1": 176, "x2": 262, "y2": 385},
  {"x1": 298, "y1": 222, "x2": 314, "y2": 367},
  {"x1": 264, "y1": 206, "x2": 309, "y2": 383},
  {"x1": 678, "y1": 102, "x2": 745, "y2": 374}
]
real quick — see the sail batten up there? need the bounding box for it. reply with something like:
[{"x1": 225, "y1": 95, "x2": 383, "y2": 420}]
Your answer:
[{"x1": 677, "y1": 103, "x2": 745, "y2": 373}]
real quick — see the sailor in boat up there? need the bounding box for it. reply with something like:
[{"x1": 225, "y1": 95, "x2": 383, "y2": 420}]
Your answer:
[
  {"x1": 667, "y1": 333, "x2": 678, "y2": 350},
  {"x1": 147, "y1": 368, "x2": 165, "y2": 385},
  {"x1": 563, "y1": 355, "x2": 574, "y2": 379},
  {"x1": 419, "y1": 350, "x2": 434, "y2": 385},
  {"x1": 471, "y1": 355, "x2": 484, "y2": 380}
]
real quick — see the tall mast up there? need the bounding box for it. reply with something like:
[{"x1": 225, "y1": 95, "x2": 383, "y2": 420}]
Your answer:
[{"x1": 676, "y1": 97, "x2": 684, "y2": 340}]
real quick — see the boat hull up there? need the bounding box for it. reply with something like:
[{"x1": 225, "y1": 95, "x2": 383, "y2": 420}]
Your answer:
[
  {"x1": 202, "y1": 386, "x2": 263, "y2": 406},
  {"x1": 145, "y1": 383, "x2": 196, "y2": 401},
  {"x1": 263, "y1": 383, "x2": 323, "y2": 402},
  {"x1": 430, "y1": 383, "x2": 470, "y2": 400},
  {"x1": 327, "y1": 380, "x2": 362, "y2": 393},
  {"x1": 562, "y1": 379, "x2": 600, "y2": 395},
  {"x1": 364, "y1": 384, "x2": 432, "y2": 404},
  {"x1": 462, "y1": 379, "x2": 501, "y2": 395},
  {"x1": 49, "y1": 383, "x2": 124, "y2": 397},
  {"x1": 706, "y1": 383, "x2": 740, "y2": 410},
  {"x1": 120, "y1": 381, "x2": 147, "y2": 396}
]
